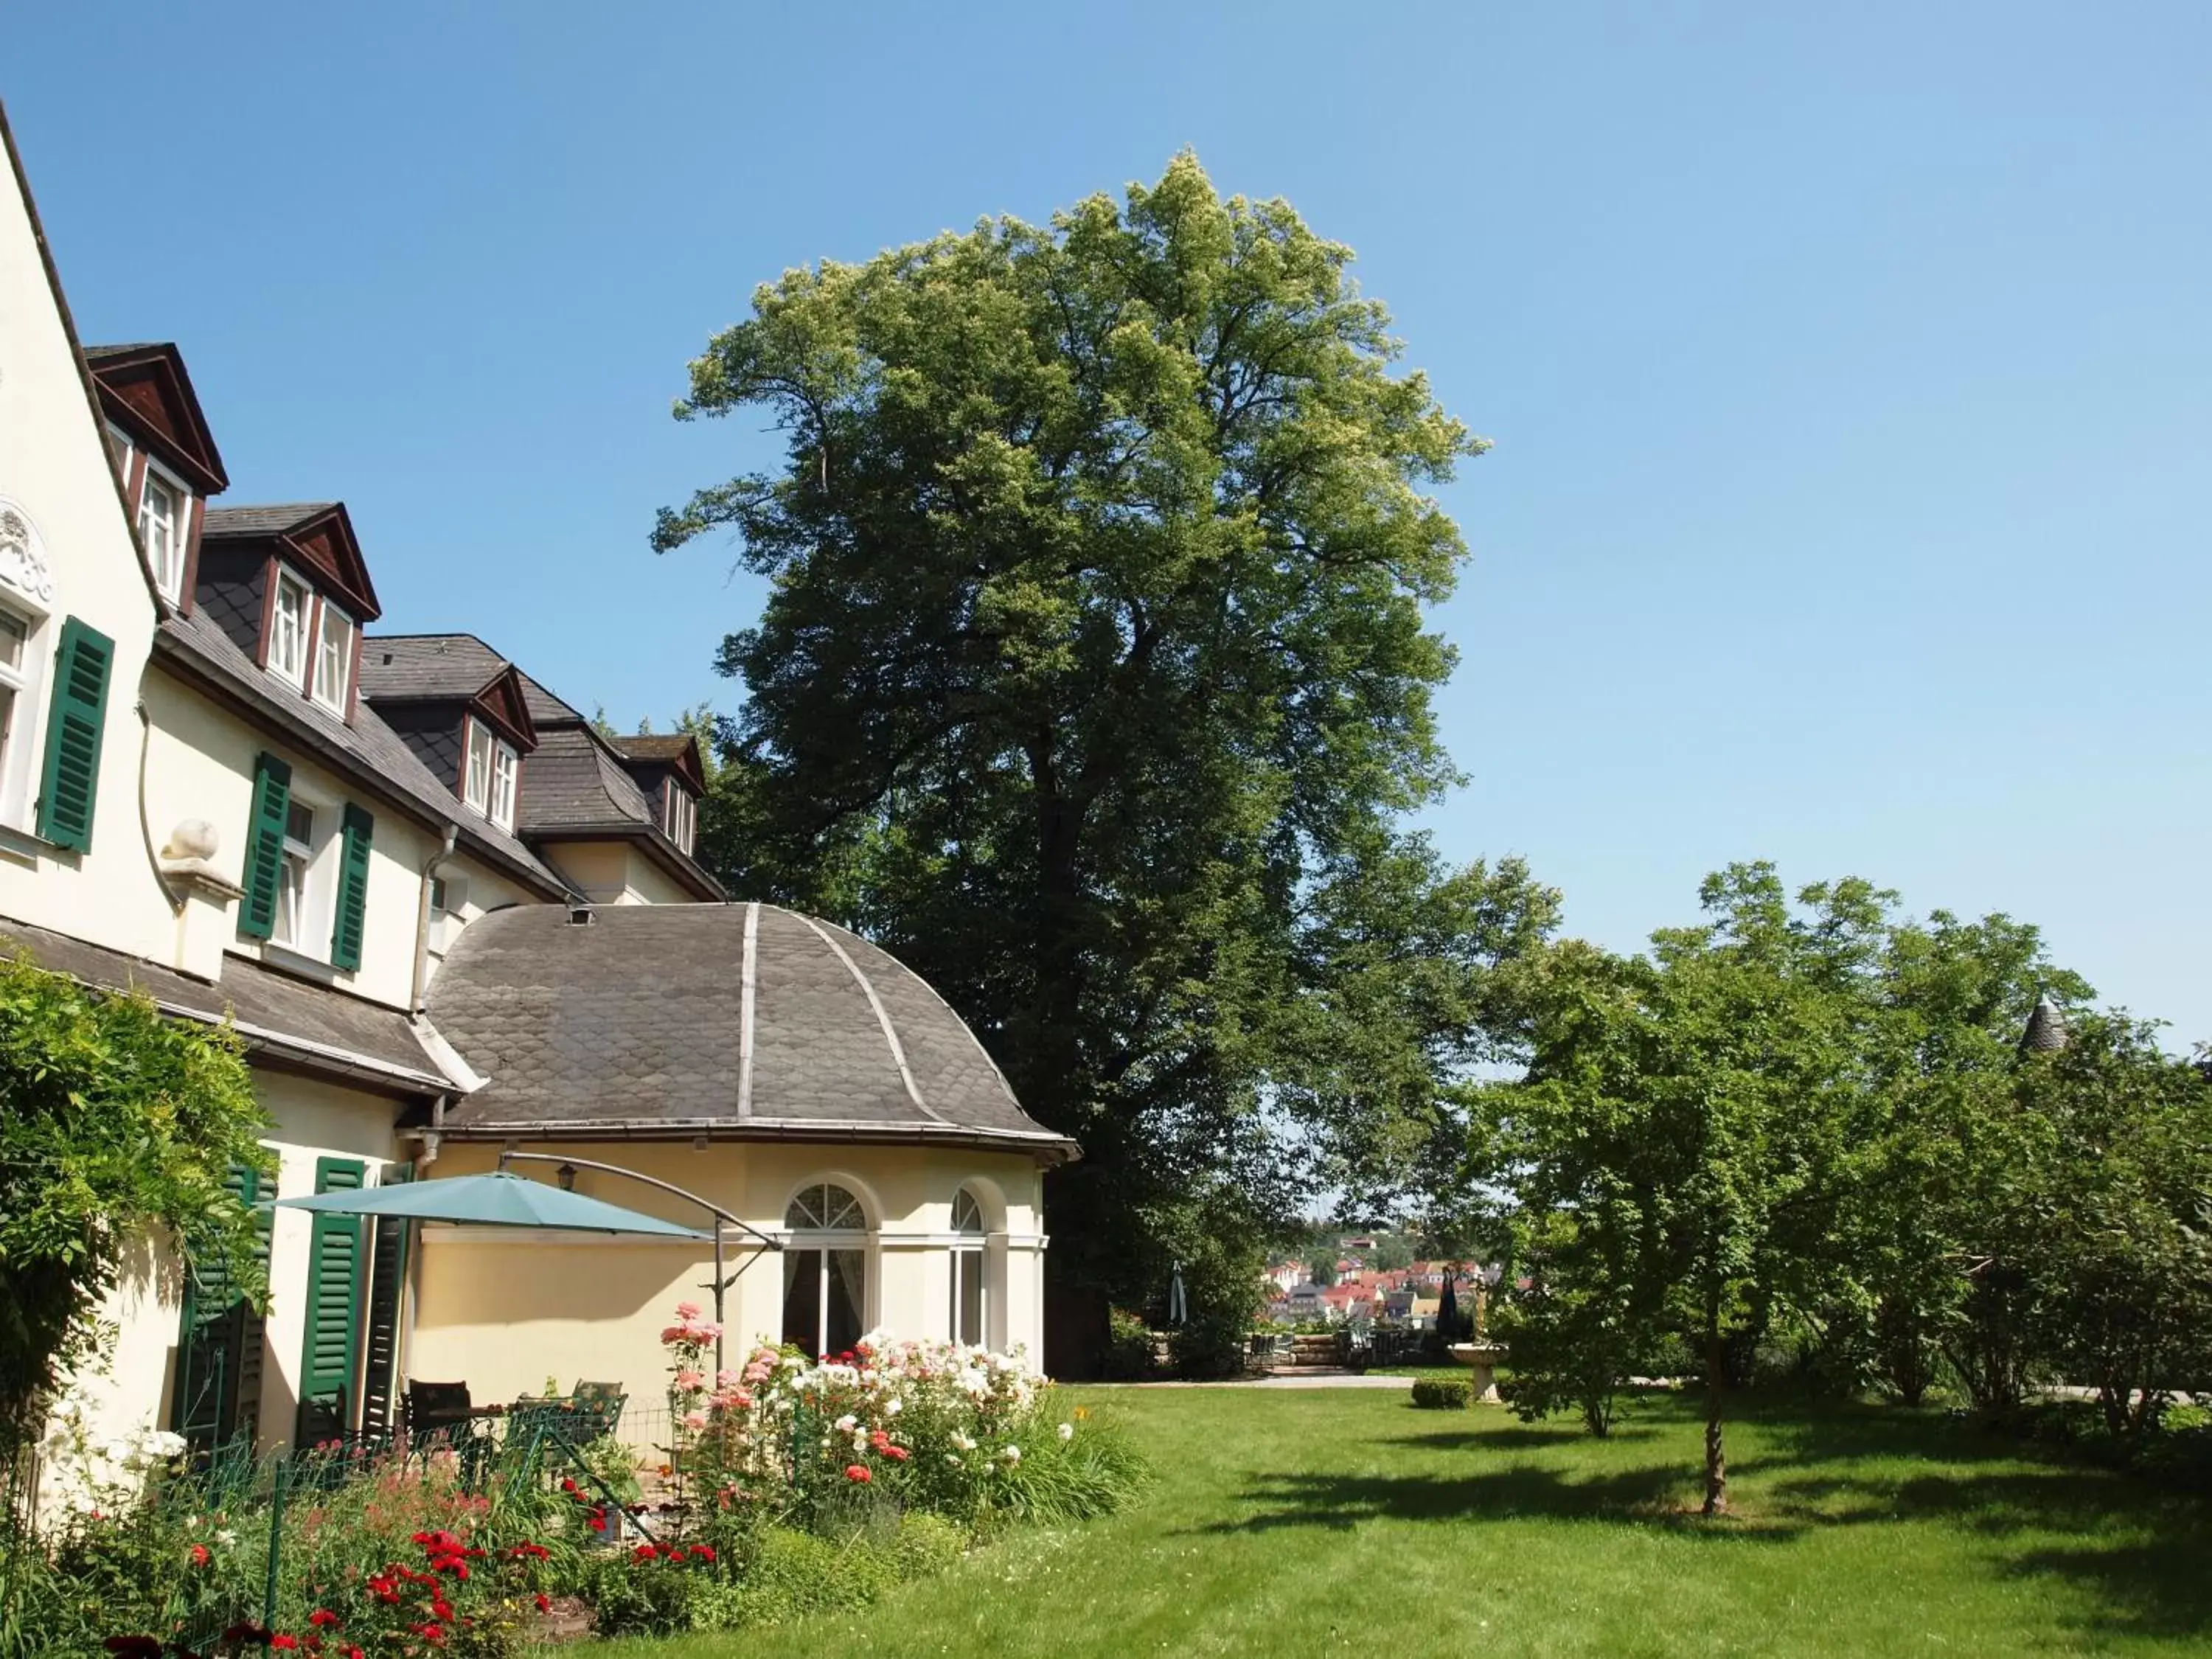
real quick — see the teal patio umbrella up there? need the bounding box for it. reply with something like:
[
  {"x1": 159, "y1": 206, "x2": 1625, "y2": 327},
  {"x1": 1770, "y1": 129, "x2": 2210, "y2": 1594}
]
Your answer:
[{"x1": 267, "y1": 1171, "x2": 712, "y2": 1239}]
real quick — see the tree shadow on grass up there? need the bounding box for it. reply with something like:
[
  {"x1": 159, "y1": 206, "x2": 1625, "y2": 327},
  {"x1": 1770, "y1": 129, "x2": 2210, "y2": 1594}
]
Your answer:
[
  {"x1": 1197, "y1": 1458, "x2": 1803, "y2": 1539},
  {"x1": 1395, "y1": 1424, "x2": 1593, "y2": 1453}
]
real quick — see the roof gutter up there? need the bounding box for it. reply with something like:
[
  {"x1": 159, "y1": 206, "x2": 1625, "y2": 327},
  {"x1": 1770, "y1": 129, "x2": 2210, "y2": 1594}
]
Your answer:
[
  {"x1": 148, "y1": 633, "x2": 570, "y2": 902},
  {"x1": 437, "y1": 1116, "x2": 1082, "y2": 1166}
]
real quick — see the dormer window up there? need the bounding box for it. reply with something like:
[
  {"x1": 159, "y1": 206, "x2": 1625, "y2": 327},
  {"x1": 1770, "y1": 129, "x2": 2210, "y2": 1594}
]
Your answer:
[
  {"x1": 465, "y1": 717, "x2": 519, "y2": 832},
  {"x1": 268, "y1": 567, "x2": 311, "y2": 684},
  {"x1": 664, "y1": 778, "x2": 697, "y2": 855},
  {"x1": 137, "y1": 470, "x2": 187, "y2": 601},
  {"x1": 312, "y1": 601, "x2": 354, "y2": 713}
]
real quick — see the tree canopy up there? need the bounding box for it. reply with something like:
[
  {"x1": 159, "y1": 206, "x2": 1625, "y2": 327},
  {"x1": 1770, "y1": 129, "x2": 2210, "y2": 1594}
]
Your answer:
[
  {"x1": 656, "y1": 154, "x2": 1556, "y2": 1339},
  {"x1": 1480, "y1": 863, "x2": 2212, "y2": 1508}
]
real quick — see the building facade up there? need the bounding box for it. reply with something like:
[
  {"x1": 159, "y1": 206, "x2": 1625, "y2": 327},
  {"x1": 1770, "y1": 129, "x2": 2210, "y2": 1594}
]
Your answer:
[{"x1": 0, "y1": 103, "x2": 1069, "y2": 1484}]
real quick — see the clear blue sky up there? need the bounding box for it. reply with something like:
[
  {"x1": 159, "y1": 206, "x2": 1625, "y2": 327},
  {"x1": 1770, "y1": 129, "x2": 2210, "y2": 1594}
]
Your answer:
[{"x1": 7, "y1": 4, "x2": 2208, "y2": 1034}]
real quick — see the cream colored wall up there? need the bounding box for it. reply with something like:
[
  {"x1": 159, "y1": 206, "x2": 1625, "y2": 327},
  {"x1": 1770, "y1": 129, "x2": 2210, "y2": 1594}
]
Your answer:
[
  {"x1": 409, "y1": 1140, "x2": 1051, "y2": 1413},
  {"x1": 250, "y1": 1071, "x2": 406, "y2": 1448},
  {"x1": 47, "y1": 1066, "x2": 406, "y2": 1485},
  {"x1": 146, "y1": 672, "x2": 535, "y2": 1004},
  {"x1": 532, "y1": 839, "x2": 691, "y2": 906},
  {"x1": 0, "y1": 141, "x2": 173, "y2": 963}
]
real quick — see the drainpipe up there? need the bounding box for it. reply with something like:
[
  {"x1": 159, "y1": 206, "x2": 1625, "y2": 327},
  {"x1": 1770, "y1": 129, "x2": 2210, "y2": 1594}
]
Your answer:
[
  {"x1": 134, "y1": 697, "x2": 184, "y2": 916},
  {"x1": 410, "y1": 824, "x2": 459, "y2": 1014}
]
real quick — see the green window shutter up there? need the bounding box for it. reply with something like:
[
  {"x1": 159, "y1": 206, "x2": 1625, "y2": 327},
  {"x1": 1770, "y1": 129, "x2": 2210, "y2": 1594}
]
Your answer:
[
  {"x1": 328, "y1": 804, "x2": 374, "y2": 971},
  {"x1": 237, "y1": 752, "x2": 292, "y2": 940},
  {"x1": 361, "y1": 1161, "x2": 412, "y2": 1432},
  {"x1": 174, "y1": 1163, "x2": 270, "y2": 1449},
  {"x1": 297, "y1": 1156, "x2": 366, "y2": 1441},
  {"x1": 35, "y1": 616, "x2": 114, "y2": 852}
]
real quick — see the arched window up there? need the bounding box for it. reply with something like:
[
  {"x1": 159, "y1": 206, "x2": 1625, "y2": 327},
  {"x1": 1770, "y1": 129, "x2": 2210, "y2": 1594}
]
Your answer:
[
  {"x1": 782, "y1": 1183, "x2": 866, "y2": 1359},
  {"x1": 950, "y1": 1187, "x2": 987, "y2": 1346}
]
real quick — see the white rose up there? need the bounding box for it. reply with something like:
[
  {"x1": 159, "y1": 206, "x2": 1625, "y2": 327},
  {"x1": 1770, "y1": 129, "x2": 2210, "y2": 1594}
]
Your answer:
[
  {"x1": 1058, "y1": 1422, "x2": 1074, "y2": 1441},
  {"x1": 1003, "y1": 1445, "x2": 1021, "y2": 1464}
]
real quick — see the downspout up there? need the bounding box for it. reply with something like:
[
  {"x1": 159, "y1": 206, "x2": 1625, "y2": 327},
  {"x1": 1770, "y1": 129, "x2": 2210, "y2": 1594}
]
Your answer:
[
  {"x1": 134, "y1": 696, "x2": 185, "y2": 917},
  {"x1": 410, "y1": 824, "x2": 459, "y2": 1015}
]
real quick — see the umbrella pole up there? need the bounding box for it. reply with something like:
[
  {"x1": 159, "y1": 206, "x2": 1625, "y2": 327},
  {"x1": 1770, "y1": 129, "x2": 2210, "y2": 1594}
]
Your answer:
[{"x1": 713, "y1": 1228, "x2": 725, "y2": 1375}]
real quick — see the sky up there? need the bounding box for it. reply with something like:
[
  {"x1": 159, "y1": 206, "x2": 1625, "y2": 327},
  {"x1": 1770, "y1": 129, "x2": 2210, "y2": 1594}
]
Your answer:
[{"x1": 6, "y1": 3, "x2": 2208, "y2": 1034}]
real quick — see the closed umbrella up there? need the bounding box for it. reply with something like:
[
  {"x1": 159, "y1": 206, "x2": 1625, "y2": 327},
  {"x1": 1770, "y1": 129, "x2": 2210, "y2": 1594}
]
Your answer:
[
  {"x1": 1167, "y1": 1261, "x2": 1189, "y2": 1327},
  {"x1": 1437, "y1": 1273, "x2": 1460, "y2": 1340},
  {"x1": 267, "y1": 1171, "x2": 712, "y2": 1239}
]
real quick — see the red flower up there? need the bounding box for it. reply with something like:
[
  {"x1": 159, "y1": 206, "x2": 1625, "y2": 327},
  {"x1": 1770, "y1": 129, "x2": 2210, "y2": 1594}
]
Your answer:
[
  {"x1": 588, "y1": 1509, "x2": 608, "y2": 1532},
  {"x1": 189, "y1": 1542, "x2": 212, "y2": 1566},
  {"x1": 509, "y1": 1541, "x2": 549, "y2": 1559},
  {"x1": 534, "y1": 1594, "x2": 552, "y2": 1613},
  {"x1": 559, "y1": 1478, "x2": 577, "y2": 1494},
  {"x1": 633, "y1": 1543, "x2": 658, "y2": 1562},
  {"x1": 308, "y1": 1610, "x2": 341, "y2": 1630},
  {"x1": 884, "y1": 1444, "x2": 910, "y2": 1461},
  {"x1": 844, "y1": 1464, "x2": 871, "y2": 1484},
  {"x1": 430, "y1": 1598, "x2": 454, "y2": 1622},
  {"x1": 271, "y1": 1640, "x2": 300, "y2": 1653}
]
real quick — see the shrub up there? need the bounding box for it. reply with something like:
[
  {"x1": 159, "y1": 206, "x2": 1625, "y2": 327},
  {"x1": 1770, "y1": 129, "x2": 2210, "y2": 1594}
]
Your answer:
[
  {"x1": 653, "y1": 1313, "x2": 1145, "y2": 1534},
  {"x1": 1411, "y1": 1379, "x2": 1472, "y2": 1411},
  {"x1": 691, "y1": 1513, "x2": 965, "y2": 1632},
  {"x1": 1101, "y1": 1308, "x2": 1155, "y2": 1381},
  {"x1": 574, "y1": 1540, "x2": 714, "y2": 1637},
  {"x1": 0, "y1": 956, "x2": 271, "y2": 1446}
]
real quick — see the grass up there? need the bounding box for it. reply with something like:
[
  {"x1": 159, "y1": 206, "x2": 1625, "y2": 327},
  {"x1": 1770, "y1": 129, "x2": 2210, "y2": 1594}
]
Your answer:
[{"x1": 583, "y1": 1386, "x2": 2212, "y2": 1658}]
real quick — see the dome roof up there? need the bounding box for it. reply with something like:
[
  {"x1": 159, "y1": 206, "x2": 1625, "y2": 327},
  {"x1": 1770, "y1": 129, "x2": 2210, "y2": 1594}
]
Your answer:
[{"x1": 426, "y1": 902, "x2": 1075, "y2": 1163}]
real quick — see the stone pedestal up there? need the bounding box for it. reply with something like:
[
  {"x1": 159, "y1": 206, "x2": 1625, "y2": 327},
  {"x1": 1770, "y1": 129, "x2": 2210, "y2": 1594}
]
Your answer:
[{"x1": 1447, "y1": 1341, "x2": 1507, "y2": 1403}]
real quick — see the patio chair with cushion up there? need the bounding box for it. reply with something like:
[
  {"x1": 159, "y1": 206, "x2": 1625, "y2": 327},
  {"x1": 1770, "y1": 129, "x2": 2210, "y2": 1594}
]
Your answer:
[
  {"x1": 569, "y1": 1380, "x2": 627, "y2": 1439},
  {"x1": 405, "y1": 1380, "x2": 473, "y2": 1439}
]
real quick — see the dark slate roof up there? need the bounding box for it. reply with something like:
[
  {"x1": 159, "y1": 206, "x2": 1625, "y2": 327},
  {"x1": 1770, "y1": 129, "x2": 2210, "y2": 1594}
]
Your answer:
[
  {"x1": 518, "y1": 726, "x2": 661, "y2": 832},
  {"x1": 153, "y1": 608, "x2": 568, "y2": 897},
  {"x1": 609, "y1": 735, "x2": 692, "y2": 762},
  {"x1": 2019, "y1": 995, "x2": 2070, "y2": 1055},
  {"x1": 365, "y1": 634, "x2": 582, "y2": 724},
  {"x1": 428, "y1": 903, "x2": 1077, "y2": 1162},
  {"x1": 0, "y1": 915, "x2": 459, "y2": 1095},
  {"x1": 360, "y1": 633, "x2": 507, "y2": 701},
  {"x1": 203, "y1": 504, "x2": 338, "y2": 538}
]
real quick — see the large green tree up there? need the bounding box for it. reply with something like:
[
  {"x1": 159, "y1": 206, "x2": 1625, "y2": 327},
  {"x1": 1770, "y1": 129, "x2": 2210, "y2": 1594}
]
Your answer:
[{"x1": 655, "y1": 155, "x2": 1554, "y2": 1340}]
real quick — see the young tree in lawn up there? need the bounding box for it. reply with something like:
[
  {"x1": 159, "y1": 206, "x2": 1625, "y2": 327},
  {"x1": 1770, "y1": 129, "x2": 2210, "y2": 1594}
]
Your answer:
[
  {"x1": 1858, "y1": 914, "x2": 2091, "y2": 1408},
  {"x1": 1485, "y1": 868, "x2": 1882, "y2": 1513},
  {"x1": 653, "y1": 153, "x2": 1557, "y2": 1336},
  {"x1": 2018, "y1": 1013, "x2": 2212, "y2": 1441}
]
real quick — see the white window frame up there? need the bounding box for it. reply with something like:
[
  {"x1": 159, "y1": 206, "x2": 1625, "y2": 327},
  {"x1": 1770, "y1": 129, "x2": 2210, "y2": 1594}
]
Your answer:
[
  {"x1": 311, "y1": 599, "x2": 354, "y2": 714},
  {"x1": 950, "y1": 1187, "x2": 987, "y2": 1347},
  {"x1": 0, "y1": 501, "x2": 55, "y2": 832},
  {"x1": 489, "y1": 740, "x2": 518, "y2": 832},
  {"x1": 268, "y1": 566, "x2": 312, "y2": 687},
  {"x1": 136, "y1": 463, "x2": 189, "y2": 603},
  {"x1": 271, "y1": 797, "x2": 319, "y2": 952},
  {"x1": 0, "y1": 600, "x2": 45, "y2": 832},
  {"x1": 664, "y1": 778, "x2": 696, "y2": 855},
  {"x1": 464, "y1": 718, "x2": 520, "y2": 832}
]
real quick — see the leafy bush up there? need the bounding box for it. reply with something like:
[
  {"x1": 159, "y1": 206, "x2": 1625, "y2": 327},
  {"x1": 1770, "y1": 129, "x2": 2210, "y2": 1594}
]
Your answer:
[
  {"x1": 1411, "y1": 1379, "x2": 1472, "y2": 1411},
  {"x1": 690, "y1": 1513, "x2": 964, "y2": 1632},
  {"x1": 1100, "y1": 1308, "x2": 1155, "y2": 1381},
  {"x1": 653, "y1": 1311, "x2": 1145, "y2": 1534},
  {"x1": 0, "y1": 956, "x2": 271, "y2": 1444},
  {"x1": 574, "y1": 1540, "x2": 715, "y2": 1636}
]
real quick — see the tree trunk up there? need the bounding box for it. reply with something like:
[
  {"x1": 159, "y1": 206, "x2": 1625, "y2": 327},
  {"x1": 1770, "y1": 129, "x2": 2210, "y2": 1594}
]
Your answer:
[{"x1": 1703, "y1": 1315, "x2": 1728, "y2": 1517}]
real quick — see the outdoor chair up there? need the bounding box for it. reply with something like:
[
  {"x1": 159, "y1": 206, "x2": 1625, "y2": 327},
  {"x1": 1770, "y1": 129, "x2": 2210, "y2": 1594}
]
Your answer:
[
  {"x1": 568, "y1": 1380, "x2": 627, "y2": 1439},
  {"x1": 405, "y1": 1380, "x2": 473, "y2": 1440}
]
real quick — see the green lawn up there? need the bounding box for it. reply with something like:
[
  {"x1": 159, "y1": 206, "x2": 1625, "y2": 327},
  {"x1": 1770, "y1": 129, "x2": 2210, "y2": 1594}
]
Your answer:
[{"x1": 596, "y1": 1385, "x2": 2212, "y2": 1658}]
